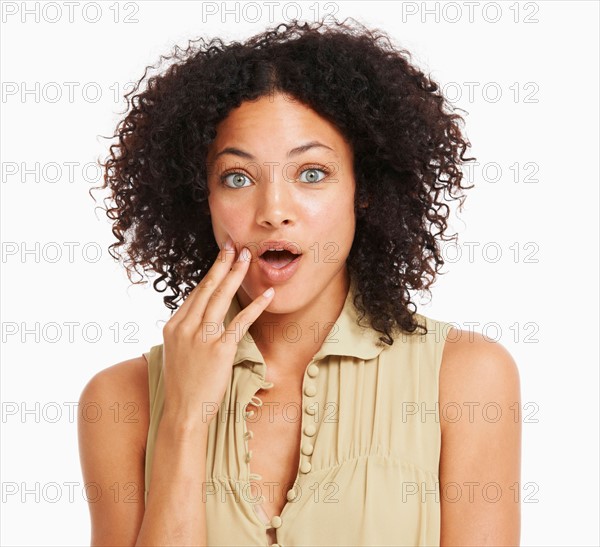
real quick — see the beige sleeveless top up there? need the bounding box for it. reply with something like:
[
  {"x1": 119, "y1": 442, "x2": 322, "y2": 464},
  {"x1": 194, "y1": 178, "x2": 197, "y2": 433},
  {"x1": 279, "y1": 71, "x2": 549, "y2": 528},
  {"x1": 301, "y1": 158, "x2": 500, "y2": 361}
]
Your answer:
[{"x1": 143, "y1": 278, "x2": 452, "y2": 546}]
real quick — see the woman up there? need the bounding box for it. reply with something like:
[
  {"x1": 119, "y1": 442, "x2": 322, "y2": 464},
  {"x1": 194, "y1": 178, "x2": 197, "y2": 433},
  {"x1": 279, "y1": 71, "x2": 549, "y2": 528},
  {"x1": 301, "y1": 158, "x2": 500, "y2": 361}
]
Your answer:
[{"x1": 79, "y1": 17, "x2": 521, "y2": 546}]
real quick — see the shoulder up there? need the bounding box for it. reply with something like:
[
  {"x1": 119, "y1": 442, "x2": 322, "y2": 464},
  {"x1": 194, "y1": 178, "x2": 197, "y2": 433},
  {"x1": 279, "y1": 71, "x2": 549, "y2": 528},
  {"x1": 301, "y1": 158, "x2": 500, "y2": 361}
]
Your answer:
[
  {"x1": 78, "y1": 354, "x2": 150, "y2": 449},
  {"x1": 439, "y1": 326, "x2": 520, "y2": 427},
  {"x1": 79, "y1": 354, "x2": 150, "y2": 404},
  {"x1": 77, "y1": 355, "x2": 150, "y2": 543},
  {"x1": 436, "y1": 326, "x2": 522, "y2": 543}
]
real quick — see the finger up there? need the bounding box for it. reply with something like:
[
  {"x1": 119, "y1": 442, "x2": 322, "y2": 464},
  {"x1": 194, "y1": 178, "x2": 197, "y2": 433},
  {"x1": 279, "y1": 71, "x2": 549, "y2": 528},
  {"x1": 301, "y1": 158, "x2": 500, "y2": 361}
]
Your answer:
[
  {"x1": 200, "y1": 246, "x2": 255, "y2": 327},
  {"x1": 167, "y1": 240, "x2": 238, "y2": 327},
  {"x1": 175, "y1": 241, "x2": 237, "y2": 318},
  {"x1": 223, "y1": 286, "x2": 275, "y2": 346}
]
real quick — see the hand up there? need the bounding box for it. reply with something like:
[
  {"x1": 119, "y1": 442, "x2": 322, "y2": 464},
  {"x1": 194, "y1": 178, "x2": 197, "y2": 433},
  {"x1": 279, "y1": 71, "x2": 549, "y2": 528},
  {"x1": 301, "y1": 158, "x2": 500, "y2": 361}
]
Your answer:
[{"x1": 160, "y1": 238, "x2": 274, "y2": 427}]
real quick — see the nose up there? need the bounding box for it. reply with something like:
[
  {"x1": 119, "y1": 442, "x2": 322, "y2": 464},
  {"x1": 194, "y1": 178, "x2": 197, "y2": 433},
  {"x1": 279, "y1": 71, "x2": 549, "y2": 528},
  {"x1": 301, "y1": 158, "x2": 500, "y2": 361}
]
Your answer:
[{"x1": 254, "y1": 167, "x2": 296, "y2": 228}]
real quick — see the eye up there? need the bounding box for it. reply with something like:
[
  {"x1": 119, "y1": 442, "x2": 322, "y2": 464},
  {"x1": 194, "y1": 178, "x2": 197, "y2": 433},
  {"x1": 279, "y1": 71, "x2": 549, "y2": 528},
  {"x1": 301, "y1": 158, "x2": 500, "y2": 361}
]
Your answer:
[
  {"x1": 221, "y1": 172, "x2": 251, "y2": 188},
  {"x1": 298, "y1": 166, "x2": 329, "y2": 184}
]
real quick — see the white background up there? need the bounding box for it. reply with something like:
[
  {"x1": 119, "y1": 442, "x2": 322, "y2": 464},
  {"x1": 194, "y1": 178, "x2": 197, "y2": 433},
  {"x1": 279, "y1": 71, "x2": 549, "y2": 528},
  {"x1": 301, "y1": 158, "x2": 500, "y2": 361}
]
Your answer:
[{"x1": 1, "y1": 1, "x2": 598, "y2": 545}]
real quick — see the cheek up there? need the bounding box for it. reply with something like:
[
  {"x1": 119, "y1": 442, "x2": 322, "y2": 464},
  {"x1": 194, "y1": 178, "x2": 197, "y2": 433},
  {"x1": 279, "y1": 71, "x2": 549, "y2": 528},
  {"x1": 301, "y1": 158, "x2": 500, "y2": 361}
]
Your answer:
[
  {"x1": 208, "y1": 197, "x2": 249, "y2": 242},
  {"x1": 308, "y1": 196, "x2": 356, "y2": 252},
  {"x1": 208, "y1": 198, "x2": 247, "y2": 229}
]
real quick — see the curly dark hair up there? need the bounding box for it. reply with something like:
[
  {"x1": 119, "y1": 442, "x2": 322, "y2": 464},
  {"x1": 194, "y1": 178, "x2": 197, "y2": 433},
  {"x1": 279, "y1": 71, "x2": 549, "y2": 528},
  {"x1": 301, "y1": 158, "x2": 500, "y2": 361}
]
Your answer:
[{"x1": 92, "y1": 16, "x2": 475, "y2": 346}]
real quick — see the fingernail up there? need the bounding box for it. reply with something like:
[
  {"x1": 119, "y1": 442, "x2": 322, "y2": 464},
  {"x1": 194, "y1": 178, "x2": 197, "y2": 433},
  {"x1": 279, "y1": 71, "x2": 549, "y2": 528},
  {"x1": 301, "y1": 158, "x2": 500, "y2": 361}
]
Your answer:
[
  {"x1": 225, "y1": 236, "x2": 234, "y2": 250},
  {"x1": 238, "y1": 248, "x2": 250, "y2": 262}
]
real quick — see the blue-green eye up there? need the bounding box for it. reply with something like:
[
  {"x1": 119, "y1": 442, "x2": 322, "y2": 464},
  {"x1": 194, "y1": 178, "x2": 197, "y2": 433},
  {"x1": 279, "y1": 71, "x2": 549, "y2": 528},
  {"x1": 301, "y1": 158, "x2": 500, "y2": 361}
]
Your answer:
[
  {"x1": 299, "y1": 167, "x2": 328, "y2": 184},
  {"x1": 221, "y1": 167, "x2": 329, "y2": 188},
  {"x1": 221, "y1": 172, "x2": 251, "y2": 188}
]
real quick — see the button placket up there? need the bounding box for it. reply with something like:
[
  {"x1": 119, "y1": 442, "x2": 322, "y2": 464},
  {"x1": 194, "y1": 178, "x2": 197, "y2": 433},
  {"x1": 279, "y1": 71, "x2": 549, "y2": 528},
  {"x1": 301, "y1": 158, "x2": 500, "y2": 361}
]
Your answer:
[
  {"x1": 242, "y1": 371, "x2": 274, "y2": 525},
  {"x1": 302, "y1": 362, "x2": 319, "y2": 471},
  {"x1": 285, "y1": 361, "x2": 320, "y2": 503},
  {"x1": 244, "y1": 359, "x2": 321, "y2": 545},
  {"x1": 271, "y1": 360, "x2": 320, "y2": 547}
]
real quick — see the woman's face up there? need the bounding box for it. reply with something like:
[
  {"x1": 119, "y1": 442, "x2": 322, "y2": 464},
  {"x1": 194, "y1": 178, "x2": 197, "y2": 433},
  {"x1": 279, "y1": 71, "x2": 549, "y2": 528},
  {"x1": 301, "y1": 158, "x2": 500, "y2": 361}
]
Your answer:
[{"x1": 205, "y1": 92, "x2": 356, "y2": 311}]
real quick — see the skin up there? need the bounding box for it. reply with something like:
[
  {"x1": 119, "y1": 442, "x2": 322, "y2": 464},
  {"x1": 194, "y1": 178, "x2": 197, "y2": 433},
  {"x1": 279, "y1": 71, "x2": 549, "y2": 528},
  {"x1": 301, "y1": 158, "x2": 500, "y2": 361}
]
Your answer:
[
  {"x1": 205, "y1": 92, "x2": 357, "y2": 369},
  {"x1": 78, "y1": 91, "x2": 521, "y2": 546}
]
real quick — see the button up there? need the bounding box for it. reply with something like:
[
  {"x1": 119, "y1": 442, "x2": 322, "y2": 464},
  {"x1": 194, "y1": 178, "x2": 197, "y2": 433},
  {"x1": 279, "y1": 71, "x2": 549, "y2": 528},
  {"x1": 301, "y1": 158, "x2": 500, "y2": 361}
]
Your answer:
[
  {"x1": 270, "y1": 515, "x2": 282, "y2": 528},
  {"x1": 245, "y1": 410, "x2": 255, "y2": 418},
  {"x1": 301, "y1": 443, "x2": 314, "y2": 456},
  {"x1": 244, "y1": 430, "x2": 254, "y2": 440},
  {"x1": 305, "y1": 404, "x2": 316, "y2": 416},
  {"x1": 304, "y1": 384, "x2": 317, "y2": 397},
  {"x1": 307, "y1": 364, "x2": 319, "y2": 377},
  {"x1": 286, "y1": 488, "x2": 297, "y2": 501},
  {"x1": 300, "y1": 461, "x2": 312, "y2": 473},
  {"x1": 304, "y1": 424, "x2": 316, "y2": 436},
  {"x1": 245, "y1": 450, "x2": 252, "y2": 463}
]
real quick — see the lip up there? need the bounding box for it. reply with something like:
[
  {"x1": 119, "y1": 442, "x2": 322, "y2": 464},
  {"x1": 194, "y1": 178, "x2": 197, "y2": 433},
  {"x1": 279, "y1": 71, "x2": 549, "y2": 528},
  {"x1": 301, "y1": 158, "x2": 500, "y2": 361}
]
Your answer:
[
  {"x1": 257, "y1": 239, "x2": 303, "y2": 257},
  {"x1": 257, "y1": 253, "x2": 302, "y2": 283}
]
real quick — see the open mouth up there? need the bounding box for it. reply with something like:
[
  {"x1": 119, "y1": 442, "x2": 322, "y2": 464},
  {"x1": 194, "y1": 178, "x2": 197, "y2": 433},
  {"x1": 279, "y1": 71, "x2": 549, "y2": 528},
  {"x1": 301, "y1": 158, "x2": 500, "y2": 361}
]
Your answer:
[{"x1": 258, "y1": 245, "x2": 302, "y2": 270}]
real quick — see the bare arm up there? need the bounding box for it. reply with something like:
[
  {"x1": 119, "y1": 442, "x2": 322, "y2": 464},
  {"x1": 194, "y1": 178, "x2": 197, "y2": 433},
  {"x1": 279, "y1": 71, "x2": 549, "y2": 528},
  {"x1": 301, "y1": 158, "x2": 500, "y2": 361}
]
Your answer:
[
  {"x1": 78, "y1": 357, "x2": 148, "y2": 545},
  {"x1": 78, "y1": 357, "x2": 211, "y2": 546},
  {"x1": 439, "y1": 328, "x2": 522, "y2": 546},
  {"x1": 134, "y1": 412, "x2": 210, "y2": 546}
]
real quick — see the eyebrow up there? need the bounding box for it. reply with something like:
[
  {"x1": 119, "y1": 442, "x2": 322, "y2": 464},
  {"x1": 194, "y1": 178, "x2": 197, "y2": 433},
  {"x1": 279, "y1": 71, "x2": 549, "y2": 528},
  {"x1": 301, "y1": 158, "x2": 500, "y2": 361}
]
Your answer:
[{"x1": 213, "y1": 140, "x2": 336, "y2": 160}]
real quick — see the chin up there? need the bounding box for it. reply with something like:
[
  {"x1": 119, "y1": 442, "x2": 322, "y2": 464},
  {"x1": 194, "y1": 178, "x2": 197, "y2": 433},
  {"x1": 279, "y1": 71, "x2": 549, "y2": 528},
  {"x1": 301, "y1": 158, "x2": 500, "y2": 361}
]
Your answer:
[{"x1": 242, "y1": 279, "x2": 305, "y2": 310}]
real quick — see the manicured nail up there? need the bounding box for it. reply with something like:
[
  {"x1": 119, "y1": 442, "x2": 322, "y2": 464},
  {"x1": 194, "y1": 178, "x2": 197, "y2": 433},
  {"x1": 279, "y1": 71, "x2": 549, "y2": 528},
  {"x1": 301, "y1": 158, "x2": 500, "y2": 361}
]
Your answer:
[
  {"x1": 238, "y1": 248, "x2": 250, "y2": 262},
  {"x1": 263, "y1": 287, "x2": 274, "y2": 298}
]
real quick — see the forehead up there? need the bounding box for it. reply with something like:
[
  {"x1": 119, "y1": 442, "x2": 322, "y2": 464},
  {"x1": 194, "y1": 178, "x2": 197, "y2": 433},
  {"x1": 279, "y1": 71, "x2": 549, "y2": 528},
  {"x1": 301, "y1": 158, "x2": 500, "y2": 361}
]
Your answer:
[{"x1": 207, "y1": 93, "x2": 352, "y2": 161}]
